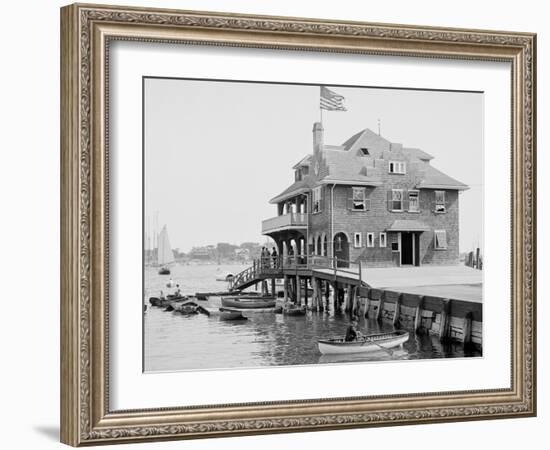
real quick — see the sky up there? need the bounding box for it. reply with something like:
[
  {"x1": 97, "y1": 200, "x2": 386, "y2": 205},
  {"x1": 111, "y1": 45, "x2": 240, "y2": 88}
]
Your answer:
[{"x1": 144, "y1": 78, "x2": 483, "y2": 253}]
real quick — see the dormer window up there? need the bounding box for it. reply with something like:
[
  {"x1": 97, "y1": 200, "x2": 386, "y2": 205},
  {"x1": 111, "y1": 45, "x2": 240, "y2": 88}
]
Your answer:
[
  {"x1": 389, "y1": 161, "x2": 406, "y2": 174},
  {"x1": 359, "y1": 147, "x2": 370, "y2": 156}
]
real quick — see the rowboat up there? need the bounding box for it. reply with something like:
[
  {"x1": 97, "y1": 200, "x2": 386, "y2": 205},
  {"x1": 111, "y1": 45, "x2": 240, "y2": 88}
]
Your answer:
[
  {"x1": 195, "y1": 290, "x2": 237, "y2": 300},
  {"x1": 215, "y1": 272, "x2": 235, "y2": 282},
  {"x1": 318, "y1": 330, "x2": 410, "y2": 355},
  {"x1": 283, "y1": 304, "x2": 307, "y2": 316},
  {"x1": 221, "y1": 296, "x2": 276, "y2": 309},
  {"x1": 149, "y1": 295, "x2": 187, "y2": 307},
  {"x1": 219, "y1": 308, "x2": 247, "y2": 321}
]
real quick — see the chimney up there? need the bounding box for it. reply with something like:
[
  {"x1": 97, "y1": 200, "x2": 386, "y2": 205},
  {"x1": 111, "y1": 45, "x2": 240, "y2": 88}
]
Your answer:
[{"x1": 312, "y1": 122, "x2": 324, "y2": 156}]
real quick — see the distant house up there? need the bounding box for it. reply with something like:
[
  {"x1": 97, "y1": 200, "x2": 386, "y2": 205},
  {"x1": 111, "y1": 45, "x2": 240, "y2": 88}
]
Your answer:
[
  {"x1": 189, "y1": 246, "x2": 211, "y2": 260},
  {"x1": 261, "y1": 122, "x2": 468, "y2": 267}
]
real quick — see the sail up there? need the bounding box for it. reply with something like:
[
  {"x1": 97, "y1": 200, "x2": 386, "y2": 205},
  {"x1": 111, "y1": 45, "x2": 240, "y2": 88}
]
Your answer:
[{"x1": 157, "y1": 225, "x2": 175, "y2": 265}]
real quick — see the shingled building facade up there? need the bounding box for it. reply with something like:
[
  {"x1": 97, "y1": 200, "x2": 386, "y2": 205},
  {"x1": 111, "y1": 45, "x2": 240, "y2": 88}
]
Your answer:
[{"x1": 261, "y1": 122, "x2": 468, "y2": 268}]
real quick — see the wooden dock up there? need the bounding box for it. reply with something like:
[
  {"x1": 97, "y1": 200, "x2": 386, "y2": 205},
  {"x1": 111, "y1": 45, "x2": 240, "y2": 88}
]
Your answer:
[{"x1": 230, "y1": 256, "x2": 483, "y2": 347}]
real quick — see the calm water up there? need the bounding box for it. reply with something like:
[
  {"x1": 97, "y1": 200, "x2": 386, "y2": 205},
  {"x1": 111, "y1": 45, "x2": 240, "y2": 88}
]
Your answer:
[{"x1": 144, "y1": 264, "x2": 481, "y2": 372}]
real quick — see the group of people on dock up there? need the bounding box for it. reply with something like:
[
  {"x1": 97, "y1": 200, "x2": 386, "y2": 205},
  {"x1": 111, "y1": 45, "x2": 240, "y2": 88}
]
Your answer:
[{"x1": 260, "y1": 246, "x2": 279, "y2": 269}]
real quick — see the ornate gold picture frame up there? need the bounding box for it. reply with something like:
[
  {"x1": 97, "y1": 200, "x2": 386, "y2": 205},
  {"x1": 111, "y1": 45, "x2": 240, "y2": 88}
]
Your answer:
[{"x1": 60, "y1": 3, "x2": 536, "y2": 446}]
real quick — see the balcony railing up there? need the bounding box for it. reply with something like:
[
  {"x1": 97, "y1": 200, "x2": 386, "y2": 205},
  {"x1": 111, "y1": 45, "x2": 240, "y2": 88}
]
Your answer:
[{"x1": 262, "y1": 212, "x2": 307, "y2": 234}]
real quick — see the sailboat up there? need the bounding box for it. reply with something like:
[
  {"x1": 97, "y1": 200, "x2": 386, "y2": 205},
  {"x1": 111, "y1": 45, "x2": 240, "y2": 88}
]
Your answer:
[{"x1": 157, "y1": 225, "x2": 175, "y2": 275}]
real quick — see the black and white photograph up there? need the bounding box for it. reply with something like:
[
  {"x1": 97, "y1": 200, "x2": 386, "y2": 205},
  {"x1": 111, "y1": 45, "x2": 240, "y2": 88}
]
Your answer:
[{"x1": 143, "y1": 78, "x2": 484, "y2": 372}]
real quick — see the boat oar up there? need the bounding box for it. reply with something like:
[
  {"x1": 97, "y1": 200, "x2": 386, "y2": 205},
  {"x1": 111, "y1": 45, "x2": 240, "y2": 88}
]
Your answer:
[{"x1": 359, "y1": 335, "x2": 394, "y2": 356}]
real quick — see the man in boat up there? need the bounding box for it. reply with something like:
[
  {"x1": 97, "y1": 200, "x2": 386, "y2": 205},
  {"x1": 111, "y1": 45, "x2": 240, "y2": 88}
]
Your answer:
[
  {"x1": 175, "y1": 284, "x2": 182, "y2": 297},
  {"x1": 159, "y1": 290, "x2": 166, "y2": 300},
  {"x1": 345, "y1": 316, "x2": 363, "y2": 342}
]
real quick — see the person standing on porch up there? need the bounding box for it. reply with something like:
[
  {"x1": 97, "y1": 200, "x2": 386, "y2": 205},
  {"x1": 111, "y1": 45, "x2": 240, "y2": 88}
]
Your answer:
[{"x1": 271, "y1": 247, "x2": 278, "y2": 268}]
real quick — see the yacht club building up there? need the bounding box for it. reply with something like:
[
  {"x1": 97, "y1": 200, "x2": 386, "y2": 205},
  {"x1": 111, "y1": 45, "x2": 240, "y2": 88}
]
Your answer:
[{"x1": 261, "y1": 122, "x2": 468, "y2": 268}]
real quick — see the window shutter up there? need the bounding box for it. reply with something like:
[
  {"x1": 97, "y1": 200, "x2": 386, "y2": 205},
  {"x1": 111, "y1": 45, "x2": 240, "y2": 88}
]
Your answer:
[
  {"x1": 403, "y1": 197, "x2": 409, "y2": 211},
  {"x1": 387, "y1": 190, "x2": 393, "y2": 211},
  {"x1": 435, "y1": 230, "x2": 448, "y2": 249}
]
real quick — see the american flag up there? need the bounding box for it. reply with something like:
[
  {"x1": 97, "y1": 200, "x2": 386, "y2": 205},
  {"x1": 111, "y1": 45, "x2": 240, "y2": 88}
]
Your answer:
[{"x1": 320, "y1": 86, "x2": 346, "y2": 111}]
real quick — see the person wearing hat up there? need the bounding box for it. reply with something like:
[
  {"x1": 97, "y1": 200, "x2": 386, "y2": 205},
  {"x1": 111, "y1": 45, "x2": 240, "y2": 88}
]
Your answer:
[{"x1": 345, "y1": 316, "x2": 363, "y2": 342}]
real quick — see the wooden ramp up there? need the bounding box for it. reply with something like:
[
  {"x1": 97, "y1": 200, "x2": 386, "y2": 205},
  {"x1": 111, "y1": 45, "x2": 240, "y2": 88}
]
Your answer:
[{"x1": 230, "y1": 256, "x2": 368, "y2": 292}]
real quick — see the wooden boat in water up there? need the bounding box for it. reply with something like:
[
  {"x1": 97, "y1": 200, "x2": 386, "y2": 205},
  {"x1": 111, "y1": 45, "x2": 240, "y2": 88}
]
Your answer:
[
  {"x1": 219, "y1": 308, "x2": 247, "y2": 321},
  {"x1": 215, "y1": 272, "x2": 235, "y2": 282},
  {"x1": 149, "y1": 295, "x2": 186, "y2": 307},
  {"x1": 283, "y1": 304, "x2": 307, "y2": 316},
  {"x1": 221, "y1": 296, "x2": 276, "y2": 309},
  {"x1": 318, "y1": 330, "x2": 409, "y2": 355},
  {"x1": 195, "y1": 290, "x2": 238, "y2": 300}
]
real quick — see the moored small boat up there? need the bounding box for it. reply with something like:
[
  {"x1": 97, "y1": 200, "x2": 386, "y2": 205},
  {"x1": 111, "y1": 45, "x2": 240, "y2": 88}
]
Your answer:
[
  {"x1": 219, "y1": 308, "x2": 247, "y2": 321},
  {"x1": 318, "y1": 330, "x2": 409, "y2": 355},
  {"x1": 215, "y1": 272, "x2": 235, "y2": 282},
  {"x1": 175, "y1": 304, "x2": 199, "y2": 315},
  {"x1": 221, "y1": 296, "x2": 276, "y2": 309},
  {"x1": 149, "y1": 295, "x2": 187, "y2": 307},
  {"x1": 283, "y1": 304, "x2": 307, "y2": 316},
  {"x1": 195, "y1": 290, "x2": 238, "y2": 300}
]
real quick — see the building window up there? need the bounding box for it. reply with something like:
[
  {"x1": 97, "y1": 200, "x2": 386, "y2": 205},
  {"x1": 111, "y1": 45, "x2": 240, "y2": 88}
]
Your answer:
[
  {"x1": 359, "y1": 147, "x2": 369, "y2": 156},
  {"x1": 366, "y1": 233, "x2": 374, "y2": 248},
  {"x1": 435, "y1": 190, "x2": 446, "y2": 213},
  {"x1": 353, "y1": 232, "x2": 362, "y2": 248},
  {"x1": 391, "y1": 189, "x2": 404, "y2": 211},
  {"x1": 391, "y1": 241, "x2": 399, "y2": 252},
  {"x1": 389, "y1": 161, "x2": 406, "y2": 174},
  {"x1": 379, "y1": 232, "x2": 387, "y2": 248},
  {"x1": 434, "y1": 230, "x2": 448, "y2": 249},
  {"x1": 312, "y1": 186, "x2": 322, "y2": 213},
  {"x1": 408, "y1": 190, "x2": 419, "y2": 212},
  {"x1": 350, "y1": 187, "x2": 368, "y2": 211}
]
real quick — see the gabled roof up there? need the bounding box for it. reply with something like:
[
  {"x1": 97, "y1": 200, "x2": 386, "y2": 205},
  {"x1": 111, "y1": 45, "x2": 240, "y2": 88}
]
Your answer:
[
  {"x1": 342, "y1": 128, "x2": 390, "y2": 152},
  {"x1": 292, "y1": 154, "x2": 312, "y2": 170},
  {"x1": 269, "y1": 178, "x2": 312, "y2": 204},
  {"x1": 320, "y1": 148, "x2": 382, "y2": 186},
  {"x1": 416, "y1": 164, "x2": 468, "y2": 191},
  {"x1": 404, "y1": 147, "x2": 434, "y2": 161},
  {"x1": 269, "y1": 126, "x2": 468, "y2": 203}
]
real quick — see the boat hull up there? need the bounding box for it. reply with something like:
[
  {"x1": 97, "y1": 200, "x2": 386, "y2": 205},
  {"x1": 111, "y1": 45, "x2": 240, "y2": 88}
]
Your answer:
[
  {"x1": 149, "y1": 295, "x2": 186, "y2": 307},
  {"x1": 283, "y1": 305, "x2": 307, "y2": 316},
  {"x1": 221, "y1": 297, "x2": 276, "y2": 309},
  {"x1": 219, "y1": 308, "x2": 247, "y2": 321},
  {"x1": 318, "y1": 331, "x2": 409, "y2": 355}
]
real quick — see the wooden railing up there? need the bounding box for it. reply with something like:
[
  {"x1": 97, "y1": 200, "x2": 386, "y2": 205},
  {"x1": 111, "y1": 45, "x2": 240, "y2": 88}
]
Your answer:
[
  {"x1": 230, "y1": 255, "x2": 363, "y2": 290},
  {"x1": 261, "y1": 212, "x2": 307, "y2": 234}
]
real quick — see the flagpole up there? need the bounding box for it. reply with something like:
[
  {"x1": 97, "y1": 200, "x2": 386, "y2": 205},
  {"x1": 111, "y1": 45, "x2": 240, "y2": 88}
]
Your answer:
[{"x1": 319, "y1": 85, "x2": 323, "y2": 125}]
